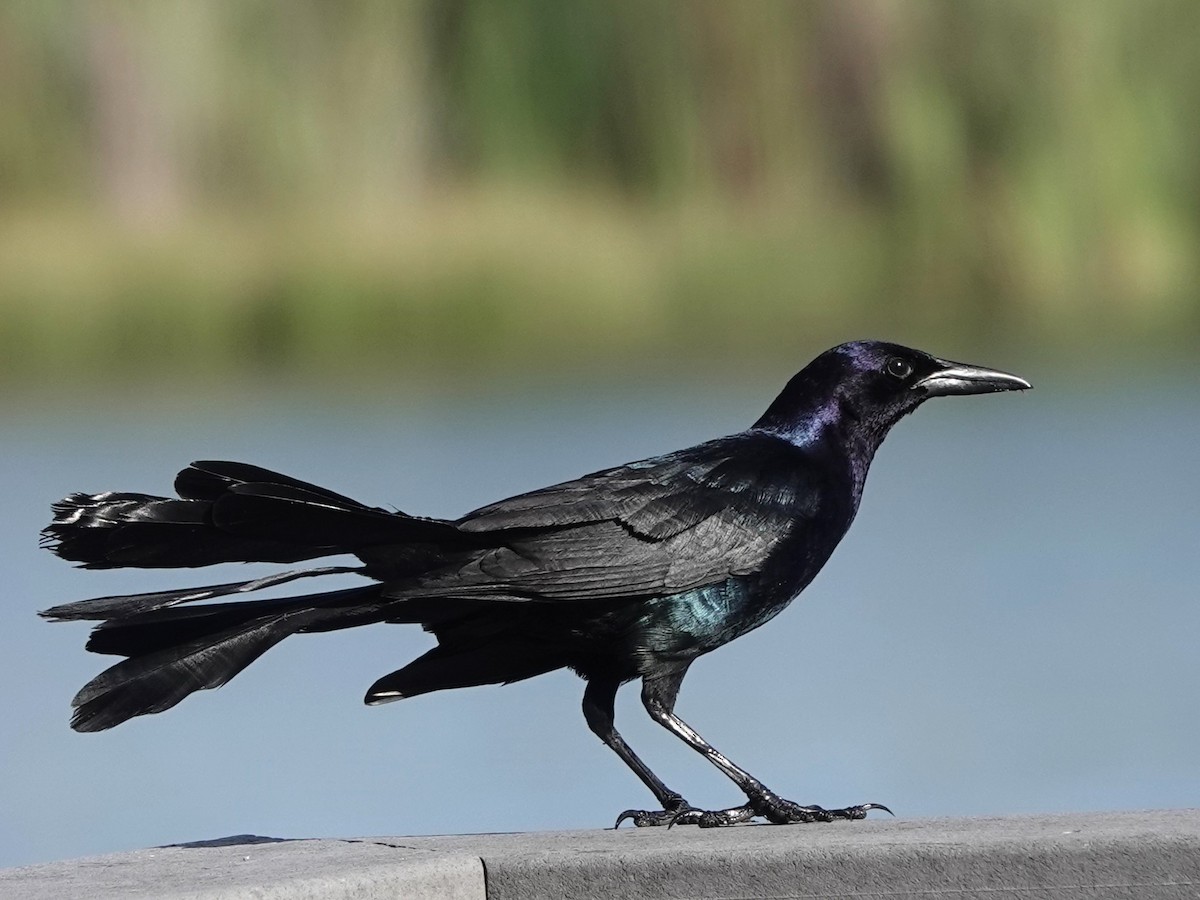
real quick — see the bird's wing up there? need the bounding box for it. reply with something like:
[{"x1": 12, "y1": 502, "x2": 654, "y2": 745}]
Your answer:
[{"x1": 412, "y1": 433, "x2": 829, "y2": 601}]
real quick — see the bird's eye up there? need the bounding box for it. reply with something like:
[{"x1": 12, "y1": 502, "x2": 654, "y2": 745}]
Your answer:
[{"x1": 885, "y1": 357, "x2": 913, "y2": 380}]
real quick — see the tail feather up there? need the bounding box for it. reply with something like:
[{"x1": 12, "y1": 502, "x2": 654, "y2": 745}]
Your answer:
[
  {"x1": 70, "y1": 609, "x2": 324, "y2": 732},
  {"x1": 82, "y1": 585, "x2": 377, "y2": 658},
  {"x1": 64, "y1": 583, "x2": 383, "y2": 731},
  {"x1": 39, "y1": 565, "x2": 363, "y2": 622},
  {"x1": 213, "y1": 487, "x2": 463, "y2": 548},
  {"x1": 176, "y1": 460, "x2": 373, "y2": 508},
  {"x1": 42, "y1": 459, "x2": 466, "y2": 570},
  {"x1": 42, "y1": 490, "x2": 327, "y2": 569},
  {"x1": 365, "y1": 640, "x2": 565, "y2": 703}
]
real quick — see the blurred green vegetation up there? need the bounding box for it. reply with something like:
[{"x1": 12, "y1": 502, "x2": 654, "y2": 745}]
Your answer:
[{"x1": 1, "y1": 0, "x2": 1197, "y2": 388}]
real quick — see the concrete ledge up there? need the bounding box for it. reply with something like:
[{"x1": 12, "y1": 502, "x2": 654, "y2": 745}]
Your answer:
[
  {"x1": 3, "y1": 810, "x2": 1198, "y2": 899},
  {"x1": 0, "y1": 836, "x2": 484, "y2": 900}
]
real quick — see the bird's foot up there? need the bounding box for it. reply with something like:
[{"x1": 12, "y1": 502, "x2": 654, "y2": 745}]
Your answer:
[
  {"x1": 614, "y1": 792, "x2": 891, "y2": 828},
  {"x1": 614, "y1": 795, "x2": 702, "y2": 828},
  {"x1": 744, "y1": 789, "x2": 893, "y2": 825}
]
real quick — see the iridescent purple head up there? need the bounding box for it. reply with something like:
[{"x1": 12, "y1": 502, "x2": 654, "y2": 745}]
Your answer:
[{"x1": 755, "y1": 340, "x2": 1030, "y2": 448}]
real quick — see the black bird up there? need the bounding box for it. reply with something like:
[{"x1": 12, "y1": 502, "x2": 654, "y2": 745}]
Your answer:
[{"x1": 41, "y1": 341, "x2": 1030, "y2": 828}]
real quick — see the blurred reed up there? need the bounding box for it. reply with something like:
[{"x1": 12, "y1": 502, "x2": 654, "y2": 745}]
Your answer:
[{"x1": 1, "y1": 1, "x2": 1196, "y2": 388}]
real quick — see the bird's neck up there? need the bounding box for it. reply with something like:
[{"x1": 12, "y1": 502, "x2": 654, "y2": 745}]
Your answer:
[{"x1": 755, "y1": 394, "x2": 885, "y2": 501}]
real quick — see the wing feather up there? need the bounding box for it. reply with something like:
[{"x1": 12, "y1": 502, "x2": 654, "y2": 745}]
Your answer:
[{"x1": 408, "y1": 433, "x2": 828, "y2": 602}]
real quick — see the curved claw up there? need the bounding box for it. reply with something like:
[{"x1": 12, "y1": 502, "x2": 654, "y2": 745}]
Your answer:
[
  {"x1": 613, "y1": 809, "x2": 638, "y2": 829},
  {"x1": 819, "y1": 801, "x2": 894, "y2": 821},
  {"x1": 614, "y1": 803, "x2": 700, "y2": 828},
  {"x1": 665, "y1": 807, "x2": 702, "y2": 829}
]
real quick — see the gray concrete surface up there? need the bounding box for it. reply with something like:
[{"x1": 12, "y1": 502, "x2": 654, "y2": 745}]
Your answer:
[{"x1": 2, "y1": 809, "x2": 1197, "y2": 899}]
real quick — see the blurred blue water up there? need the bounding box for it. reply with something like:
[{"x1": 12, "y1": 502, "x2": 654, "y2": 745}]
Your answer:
[{"x1": 2, "y1": 369, "x2": 1198, "y2": 867}]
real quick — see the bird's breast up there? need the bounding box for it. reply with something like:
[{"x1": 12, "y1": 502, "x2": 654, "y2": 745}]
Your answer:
[
  {"x1": 630, "y1": 569, "x2": 811, "y2": 667},
  {"x1": 629, "y1": 497, "x2": 854, "y2": 670}
]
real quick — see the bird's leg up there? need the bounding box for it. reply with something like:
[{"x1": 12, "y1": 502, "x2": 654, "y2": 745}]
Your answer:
[
  {"x1": 638, "y1": 673, "x2": 890, "y2": 827},
  {"x1": 582, "y1": 677, "x2": 700, "y2": 827}
]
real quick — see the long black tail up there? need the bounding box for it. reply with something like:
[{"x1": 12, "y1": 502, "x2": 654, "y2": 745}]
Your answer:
[
  {"x1": 57, "y1": 583, "x2": 383, "y2": 732},
  {"x1": 41, "y1": 460, "x2": 461, "y2": 569},
  {"x1": 40, "y1": 460, "x2": 466, "y2": 731}
]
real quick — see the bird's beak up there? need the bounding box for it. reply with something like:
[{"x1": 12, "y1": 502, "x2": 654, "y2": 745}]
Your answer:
[{"x1": 913, "y1": 358, "x2": 1032, "y2": 397}]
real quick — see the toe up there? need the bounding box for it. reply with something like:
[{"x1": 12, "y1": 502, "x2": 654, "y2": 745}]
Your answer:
[
  {"x1": 826, "y1": 802, "x2": 893, "y2": 821},
  {"x1": 615, "y1": 805, "x2": 697, "y2": 828}
]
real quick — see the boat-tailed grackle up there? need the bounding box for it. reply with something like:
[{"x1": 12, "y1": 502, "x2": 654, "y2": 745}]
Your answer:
[{"x1": 41, "y1": 340, "x2": 1030, "y2": 827}]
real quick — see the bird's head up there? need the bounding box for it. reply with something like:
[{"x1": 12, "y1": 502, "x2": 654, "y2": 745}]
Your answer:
[{"x1": 755, "y1": 340, "x2": 1031, "y2": 448}]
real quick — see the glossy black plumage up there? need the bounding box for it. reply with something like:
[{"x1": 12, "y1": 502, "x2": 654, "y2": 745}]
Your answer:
[{"x1": 41, "y1": 340, "x2": 1030, "y2": 827}]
